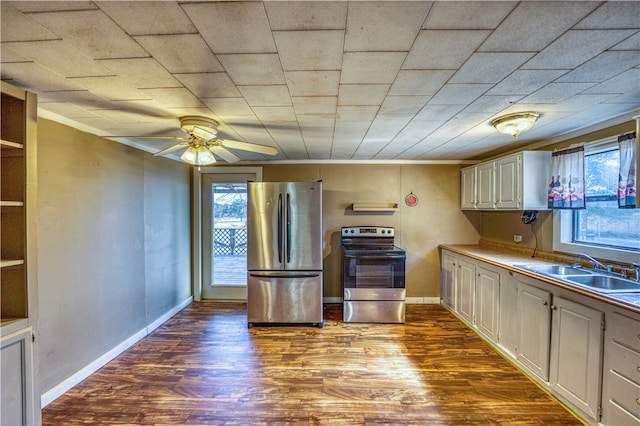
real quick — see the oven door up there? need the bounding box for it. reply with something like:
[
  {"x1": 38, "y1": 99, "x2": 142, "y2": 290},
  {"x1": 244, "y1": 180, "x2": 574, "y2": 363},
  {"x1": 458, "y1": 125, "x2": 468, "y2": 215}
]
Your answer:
[{"x1": 342, "y1": 252, "x2": 405, "y2": 289}]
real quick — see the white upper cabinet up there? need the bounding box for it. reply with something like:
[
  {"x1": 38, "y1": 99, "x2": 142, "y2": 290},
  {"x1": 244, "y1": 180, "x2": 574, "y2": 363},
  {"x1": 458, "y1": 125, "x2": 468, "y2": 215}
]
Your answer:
[{"x1": 461, "y1": 151, "x2": 551, "y2": 211}]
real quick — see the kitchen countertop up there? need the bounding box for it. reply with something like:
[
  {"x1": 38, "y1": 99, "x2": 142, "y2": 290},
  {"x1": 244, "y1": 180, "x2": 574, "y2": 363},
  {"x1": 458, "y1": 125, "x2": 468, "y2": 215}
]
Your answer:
[{"x1": 440, "y1": 244, "x2": 640, "y2": 314}]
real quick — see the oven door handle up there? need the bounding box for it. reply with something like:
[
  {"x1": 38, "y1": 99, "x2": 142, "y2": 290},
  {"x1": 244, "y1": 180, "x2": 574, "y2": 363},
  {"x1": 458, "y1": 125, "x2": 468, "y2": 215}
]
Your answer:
[{"x1": 344, "y1": 254, "x2": 406, "y2": 260}]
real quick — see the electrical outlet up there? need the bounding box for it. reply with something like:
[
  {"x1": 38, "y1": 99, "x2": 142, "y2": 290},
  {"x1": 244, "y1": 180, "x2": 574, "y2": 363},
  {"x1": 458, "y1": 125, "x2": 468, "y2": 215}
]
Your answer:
[{"x1": 513, "y1": 234, "x2": 523, "y2": 243}]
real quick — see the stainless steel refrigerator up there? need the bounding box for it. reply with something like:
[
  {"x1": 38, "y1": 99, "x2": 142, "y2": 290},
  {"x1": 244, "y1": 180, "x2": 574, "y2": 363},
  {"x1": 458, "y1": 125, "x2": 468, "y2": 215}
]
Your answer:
[{"x1": 247, "y1": 181, "x2": 323, "y2": 327}]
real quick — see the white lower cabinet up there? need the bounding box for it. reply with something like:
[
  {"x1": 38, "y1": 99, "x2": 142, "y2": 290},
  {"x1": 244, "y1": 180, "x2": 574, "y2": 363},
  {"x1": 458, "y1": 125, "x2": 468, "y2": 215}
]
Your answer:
[
  {"x1": 515, "y1": 276, "x2": 552, "y2": 381},
  {"x1": 602, "y1": 311, "x2": 640, "y2": 425},
  {"x1": 1, "y1": 327, "x2": 36, "y2": 426},
  {"x1": 549, "y1": 296, "x2": 603, "y2": 422},
  {"x1": 440, "y1": 252, "x2": 456, "y2": 309},
  {"x1": 474, "y1": 265, "x2": 500, "y2": 342},
  {"x1": 440, "y1": 250, "x2": 615, "y2": 425}
]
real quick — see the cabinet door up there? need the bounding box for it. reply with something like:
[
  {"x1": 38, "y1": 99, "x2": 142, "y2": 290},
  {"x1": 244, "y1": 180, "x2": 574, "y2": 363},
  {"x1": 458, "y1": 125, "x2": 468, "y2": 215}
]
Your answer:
[
  {"x1": 1, "y1": 327, "x2": 35, "y2": 426},
  {"x1": 516, "y1": 277, "x2": 552, "y2": 381},
  {"x1": 476, "y1": 162, "x2": 495, "y2": 209},
  {"x1": 475, "y1": 266, "x2": 500, "y2": 343},
  {"x1": 456, "y1": 258, "x2": 475, "y2": 324},
  {"x1": 441, "y1": 251, "x2": 456, "y2": 309},
  {"x1": 498, "y1": 271, "x2": 519, "y2": 357},
  {"x1": 495, "y1": 154, "x2": 521, "y2": 209},
  {"x1": 549, "y1": 296, "x2": 603, "y2": 422},
  {"x1": 460, "y1": 167, "x2": 477, "y2": 210}
]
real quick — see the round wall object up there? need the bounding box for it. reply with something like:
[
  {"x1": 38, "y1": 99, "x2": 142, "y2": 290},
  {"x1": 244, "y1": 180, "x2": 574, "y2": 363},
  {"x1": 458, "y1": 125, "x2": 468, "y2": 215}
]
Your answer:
[{"x1": 405, "y1": 192, "x2": 418, "y2": 207}]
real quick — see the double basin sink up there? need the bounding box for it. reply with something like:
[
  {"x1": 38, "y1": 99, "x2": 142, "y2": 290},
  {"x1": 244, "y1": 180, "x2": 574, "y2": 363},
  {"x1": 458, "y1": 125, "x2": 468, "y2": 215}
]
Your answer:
[{"x1": 515, "y1": 264, "x2": 640, "y2": 294}]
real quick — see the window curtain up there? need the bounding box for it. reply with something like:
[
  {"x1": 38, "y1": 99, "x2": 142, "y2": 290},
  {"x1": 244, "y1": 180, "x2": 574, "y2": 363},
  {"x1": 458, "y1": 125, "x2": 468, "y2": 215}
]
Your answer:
[
  {"x1": 548, "y1": 145, "x2": 585, "y2": 209},
  {"x1": 618, "y1": 131, "x2": 637, "y2": 208}
]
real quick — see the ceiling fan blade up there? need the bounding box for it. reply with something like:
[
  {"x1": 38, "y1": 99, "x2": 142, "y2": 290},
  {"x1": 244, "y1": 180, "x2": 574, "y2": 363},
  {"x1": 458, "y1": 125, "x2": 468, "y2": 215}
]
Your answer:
[
  {"x1": 209, "y1": 145, "x2": 240, "y2": 163},
  {"x1": 192, "y1": 126, "x2": 217, "y2": 140},
  {"x1": 220, "y1": 139, "x2": 278, "y2": 156},
  {"x1": 108, "y1": 136, "x2": 188, "y2": 140},
  {"x1": 153, "y1": 142, "x2": 190, "y2": 156}
]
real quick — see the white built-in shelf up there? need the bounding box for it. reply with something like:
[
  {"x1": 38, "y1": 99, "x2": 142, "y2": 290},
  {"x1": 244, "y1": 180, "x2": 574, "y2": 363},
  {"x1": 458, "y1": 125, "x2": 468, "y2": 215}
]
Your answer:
[
  {"x1": 1, "y1": 259, "x2": 25, "y2": 268},
  {"x1": 352, "y1": 203, "x2": 399, "y2": 212},
  {"x1": 1, "y1": 139, "x2": 24, "y2": 149},
  {"x1": 1, "y1": 201, "x2": 24, "y2": 207}
]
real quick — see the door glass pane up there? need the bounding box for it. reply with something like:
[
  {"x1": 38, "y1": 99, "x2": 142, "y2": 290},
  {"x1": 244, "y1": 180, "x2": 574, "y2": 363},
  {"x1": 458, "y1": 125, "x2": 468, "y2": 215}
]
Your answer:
[{"x1": 212, "y1": 183, "x2": 247, "y2": 286}]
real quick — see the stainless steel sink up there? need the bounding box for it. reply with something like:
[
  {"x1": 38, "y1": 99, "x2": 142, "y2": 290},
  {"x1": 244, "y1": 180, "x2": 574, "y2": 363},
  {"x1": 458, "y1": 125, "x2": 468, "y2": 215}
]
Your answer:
[
  {"x1": 516, "y1": 264, "x2": 592, "y2": 276},
  {"x1": 565, "y1": 275, "x2": 640, "y2": 293}
]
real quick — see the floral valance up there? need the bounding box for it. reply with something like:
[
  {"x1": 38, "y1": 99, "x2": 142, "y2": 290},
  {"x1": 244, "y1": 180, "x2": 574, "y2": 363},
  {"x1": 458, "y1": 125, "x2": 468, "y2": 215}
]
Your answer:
[
  {"x1": 618, "y1": 131, "x2": 637, "y2": 208},
  {"x1": 548, "y1": 145, "x2": 585, "y2": 209}
]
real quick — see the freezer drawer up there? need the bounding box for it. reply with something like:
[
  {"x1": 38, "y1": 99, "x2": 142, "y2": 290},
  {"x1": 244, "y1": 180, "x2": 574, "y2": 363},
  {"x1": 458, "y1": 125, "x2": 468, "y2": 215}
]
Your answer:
[
  {"x1": 344, "y1": 300, "x2": 405, "y2": 323},
  {"x1": 247, "y1": 271, "x2": 323, "y2": 327}
]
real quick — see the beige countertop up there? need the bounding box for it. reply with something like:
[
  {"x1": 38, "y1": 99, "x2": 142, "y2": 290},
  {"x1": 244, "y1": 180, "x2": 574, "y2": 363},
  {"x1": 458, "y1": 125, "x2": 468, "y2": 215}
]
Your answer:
[{"x1": 440, "y1": 244, "x2": 640, "y2": 314}]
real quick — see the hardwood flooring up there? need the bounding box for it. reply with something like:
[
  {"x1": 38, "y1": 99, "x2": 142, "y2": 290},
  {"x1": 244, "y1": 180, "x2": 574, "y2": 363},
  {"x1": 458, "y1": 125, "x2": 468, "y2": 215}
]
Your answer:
[{"x1": 42, "y1": 303, "x2": 583, "y2": 425}]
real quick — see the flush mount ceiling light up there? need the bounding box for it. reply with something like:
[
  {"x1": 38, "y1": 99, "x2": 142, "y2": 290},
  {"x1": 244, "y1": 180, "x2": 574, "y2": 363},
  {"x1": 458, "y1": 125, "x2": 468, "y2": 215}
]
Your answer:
[{"x1": 491, "y1": 112, "x2": 540, "y2": 139}]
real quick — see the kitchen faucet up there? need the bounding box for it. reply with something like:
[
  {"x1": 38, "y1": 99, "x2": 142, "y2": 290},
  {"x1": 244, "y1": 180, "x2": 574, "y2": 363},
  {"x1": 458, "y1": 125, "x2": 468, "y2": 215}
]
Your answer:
[
  {"x1": 577, "y1": 253, "x2": 612, "y2": 272},
  {"x1": 621, "y1": 263, "x2": 640, "y2": 282}
]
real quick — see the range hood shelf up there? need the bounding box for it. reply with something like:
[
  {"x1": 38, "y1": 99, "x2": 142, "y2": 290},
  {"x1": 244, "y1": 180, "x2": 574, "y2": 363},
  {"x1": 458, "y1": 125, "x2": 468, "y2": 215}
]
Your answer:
[{"x1": 352, "y1": 203, "x2": 399, "y2": 212}]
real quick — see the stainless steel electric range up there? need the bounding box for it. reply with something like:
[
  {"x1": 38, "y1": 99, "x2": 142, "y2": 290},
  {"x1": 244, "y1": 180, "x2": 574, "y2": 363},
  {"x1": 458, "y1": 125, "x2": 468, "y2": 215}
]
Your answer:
[{"x1": 341, "y1": 226, "x2": 406, "y2": 323}]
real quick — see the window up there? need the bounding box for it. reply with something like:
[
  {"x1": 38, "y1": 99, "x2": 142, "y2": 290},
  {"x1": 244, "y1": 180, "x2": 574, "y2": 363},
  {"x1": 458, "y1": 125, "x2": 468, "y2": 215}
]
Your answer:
[{"x1": 553, "y1": 138, "x2": 640, "y2": 264}]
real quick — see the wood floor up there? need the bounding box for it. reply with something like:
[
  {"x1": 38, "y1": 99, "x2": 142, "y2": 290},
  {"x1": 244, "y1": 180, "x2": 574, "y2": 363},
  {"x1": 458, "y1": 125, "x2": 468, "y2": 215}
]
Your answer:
[{"x1": 42, "y1": 303, "x2": 583, "y2": 425}]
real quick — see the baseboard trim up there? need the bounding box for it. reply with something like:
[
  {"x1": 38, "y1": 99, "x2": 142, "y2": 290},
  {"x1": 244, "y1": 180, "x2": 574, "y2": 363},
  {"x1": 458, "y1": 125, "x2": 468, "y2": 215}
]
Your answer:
[
  {"x1": 406, "y1": 297, "x2": 440, "y2": 304},
  {"x1": 41, "y1": 296, "x2": 193, "y2": 408}
]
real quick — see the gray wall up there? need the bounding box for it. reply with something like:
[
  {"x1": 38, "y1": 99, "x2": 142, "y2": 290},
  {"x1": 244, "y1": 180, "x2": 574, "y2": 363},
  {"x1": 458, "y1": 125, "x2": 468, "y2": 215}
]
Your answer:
[{"x1": 37, "y1": 119, "x2": 191, "y2": 393}]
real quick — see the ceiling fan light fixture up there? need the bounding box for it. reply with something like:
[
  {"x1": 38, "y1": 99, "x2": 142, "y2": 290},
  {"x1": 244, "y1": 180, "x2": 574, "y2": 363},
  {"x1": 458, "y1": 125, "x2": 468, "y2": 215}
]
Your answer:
[
  {"x1": 179, "y1": 116, "x2": 219, "y2": 139},
  {"x1": 180, "y1": 145, "x2": 216, "y2": 165},
  {"x1": 491, "y1": 112, "x2": 540, "y2": 138}
]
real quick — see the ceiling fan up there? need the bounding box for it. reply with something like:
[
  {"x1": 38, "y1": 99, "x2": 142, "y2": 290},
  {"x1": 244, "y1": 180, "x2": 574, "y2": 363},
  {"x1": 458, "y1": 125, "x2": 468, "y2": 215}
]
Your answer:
[{"x1": 112, "y1": 116, "x2": 278, "y2": 166}]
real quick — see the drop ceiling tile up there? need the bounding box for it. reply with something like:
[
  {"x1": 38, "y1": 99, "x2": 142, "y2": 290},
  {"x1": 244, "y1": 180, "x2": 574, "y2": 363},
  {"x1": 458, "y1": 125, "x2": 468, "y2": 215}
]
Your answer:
[
  {"x1": 174, "y1": 73, "x2": 241, "y2": 98},
  {"x1": 464, "y1": 95, "x2": 524, "y2": 114},
  {"x1": 107, "y1": 99, "x2": 172, "y2": 117},
  {"x1": 1, "y1": 62, "x2": 84, "y2": 92},
  {"x1": 341, "y1": 52, "x2": 405, "y2": 84},
  {"x1": 38, "y1": 90, "x2": 107, "y2": 108},
  {"x1": 558, "y1": 51, "x2": 640, "y2": 83},
  {"x1": 292, "y1": 97, "x2": 337, "y2": 114},
  {"x1": 3, "y1": 40, "x2": 113, "y2": 78},
  {"x1": 202, "y1": 98, "x2": 254, "y2": 117},
  {"x1": 285, "y1": 71, "x2": 340, "y2": 97},
  {"x1": 135, "y1": 34, "x2": 223, "y2": 74},
  {"x1": 554, "y1": 94, "x2": 620, "y2": 112},
  {"x1": 297, "y1": 114, "x2": 335, "y2": 129},
  {"x1": 0, "y1": 46, "x2": 27, "y2": 63},
  {"x1": 217, "y1": 54, "x2": 285, "y2": 85},
  {"x1": 9, "y1": 2, "x2": 96, "y2": 12},
  {"x1": 575, "y1": 1, "x2": 640, "y2": 29},
  {"x1": 182, "y1": 2, "x2": 276, "y2": 54},
  {"x1": 487, "y1": 69, "x2": 568, "y2": 95},
  {"x1": 38, "y1": 102, "x2": 98, "y2": 118},
  {"x1": 389, "y1": 70, "x2": 454, "y2": 96},
  {"x1": 338, "y1": 85, "x2": 389, "y2": 106},
  {"x1": 265, "y1": 1, "x2": 347, "y2": 31},
  {"x1": 238, "y1": 85, "x2": 291, "y2": 107},
  {"x1": 611, "y1": 32, "x2": 640, "y2": 51},
  {"x1": 450, "y1": 52, "x2": 534, "y2": 84},
  {"x1": 92, "y1": 108, "x2": 167, "y2": 124},
  {"x1": 424, "y1": 1, "x2": 516, "y2": 29},
  {"x1": 520, "y1": 82, "x2": 596, "y2": 104},
  {"x1": 345, "y1": 2, "x2": 430, "y2": 51},
  {"x1": 428, "y1": 83, "x2": 492, "y2": 105},
  {"x1": 252, "y1": 106, "x2": 297, "y2": 122},
  {"x1": 97, "y1": 2, "x2": 197, "y2": 35},
  {"x1": 0, "y1": 3, "x2": 59, "y2": 41},
  {"x1": 379, "y1": 96, "x2": 430, "y2": 115},
  {"x1": 524, "y1": 30, "x2": 637, "y2": 70},
  {"x1": 274, "y1": 31, "x2": 344, "y2": 71},
  {"x1": 336, "y1": 106, "x2": 379, "y2": 122},
  {"x1": 403, "y1": 30, "x2": 489, "y2": 70},
  {"x1": 97, "y1": 58, "x2": 181, "y2": 88},
  {"x1": 413, "y1": 104, "x2": 466, "y2": 121},
  {"x1": 27, "y1": 10, "x2": 148, "y2": 59},
  {"x1": 582, "y1": 69, "x2": 640, "y2": 95},
  {"x1": 479, "y1": 2, "x2": 599, "y2": 52},
  {"x1": 142, "y1": 87, "x2": 205, "y2": 108},
  {"x1": 68, "y1": 76, "x2": 151, "y2": 101}
]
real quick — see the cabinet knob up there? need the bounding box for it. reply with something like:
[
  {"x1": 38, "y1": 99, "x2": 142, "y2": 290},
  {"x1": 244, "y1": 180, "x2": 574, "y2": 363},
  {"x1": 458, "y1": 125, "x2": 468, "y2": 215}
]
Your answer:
[
  {"x1": 550, "y1": 305, "x2": 557, "y2": 311},
  {"x1": 636, "y1": 398, "x2": 640, "y2": 405},
  {"x1": 637, "y1": 366, "x2": 640, "y2": 374},
  {"x1": 542, "y1": 300, "x2": 548, "y2": 306}
]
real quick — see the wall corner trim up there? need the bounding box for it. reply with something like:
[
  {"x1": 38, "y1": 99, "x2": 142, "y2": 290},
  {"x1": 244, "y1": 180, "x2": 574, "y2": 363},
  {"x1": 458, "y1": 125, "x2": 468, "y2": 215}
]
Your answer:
[{"x1": 40, "y1": 296, "x2": 193, "y2": 408}]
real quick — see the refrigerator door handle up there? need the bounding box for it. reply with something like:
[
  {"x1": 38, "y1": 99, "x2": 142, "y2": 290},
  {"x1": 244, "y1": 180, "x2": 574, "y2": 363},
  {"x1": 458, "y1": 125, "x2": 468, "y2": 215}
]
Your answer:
[
  {"x1": 249, "y1": 271, "x2": 321, "y2": 279},
  {"x1": 286, "y1": 192, "x2": 292, "y2": 264},
  {"x1": 277, "y1": 193, "x2": 283, "y2": 263}
]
